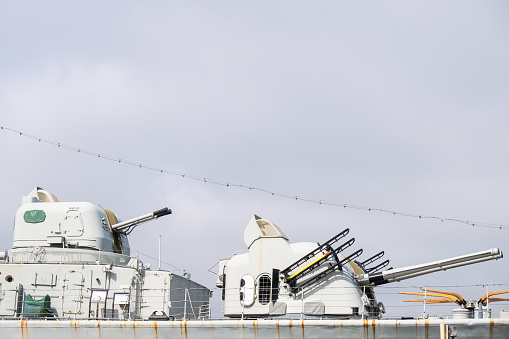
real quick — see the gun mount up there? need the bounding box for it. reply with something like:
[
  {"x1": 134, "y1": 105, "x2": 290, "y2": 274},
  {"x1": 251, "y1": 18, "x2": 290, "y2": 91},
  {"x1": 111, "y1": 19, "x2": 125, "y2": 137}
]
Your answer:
[
  {"x1": 217, "y1": 215, "x2": 503, "y2": 319},
  {"x1": 13, "y1": 187, "x2": 172, "y2": 255}
]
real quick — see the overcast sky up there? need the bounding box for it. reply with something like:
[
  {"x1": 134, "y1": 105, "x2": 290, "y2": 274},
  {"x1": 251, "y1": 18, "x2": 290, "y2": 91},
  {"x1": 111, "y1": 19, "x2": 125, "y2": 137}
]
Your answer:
[{"x1": 1, "y1": 1, "x2": 508, "y2": 317}]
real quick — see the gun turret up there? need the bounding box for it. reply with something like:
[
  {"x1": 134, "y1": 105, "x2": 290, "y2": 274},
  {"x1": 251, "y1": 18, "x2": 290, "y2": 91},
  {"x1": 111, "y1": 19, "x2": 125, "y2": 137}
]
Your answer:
[
  {"x1": 219, "y1": 215, "x2": 505, "y2": 319},
  {"x1": 356, "y1": 248, "x2": 503, "y2": 286},
  {"x1": 112, "y1": 207, "x2": 172, "y2": 233}
]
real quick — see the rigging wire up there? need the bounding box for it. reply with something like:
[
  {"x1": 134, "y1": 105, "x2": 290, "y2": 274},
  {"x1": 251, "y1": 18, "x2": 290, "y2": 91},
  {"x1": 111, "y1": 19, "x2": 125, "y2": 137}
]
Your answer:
[
  {"x1": 1, "y1": 125, "x2": 508, "y2": 231},
  {"x1": 136, "y1": 250, "x2": 181, "y2": 272}
]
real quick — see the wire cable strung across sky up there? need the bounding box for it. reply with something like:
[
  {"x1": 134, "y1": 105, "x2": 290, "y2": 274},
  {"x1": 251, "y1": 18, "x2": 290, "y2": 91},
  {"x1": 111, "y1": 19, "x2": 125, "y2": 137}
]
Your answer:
[{"x1": 2, "y1": 125, "x2": 508, "y2": 231}]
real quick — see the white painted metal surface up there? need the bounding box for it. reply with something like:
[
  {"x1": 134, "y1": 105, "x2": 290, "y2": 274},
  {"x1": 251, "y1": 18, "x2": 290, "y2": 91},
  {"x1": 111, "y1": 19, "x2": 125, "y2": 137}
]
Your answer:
[{"x1": 1, "y1": 318, "x2": 509, "y2": 339}]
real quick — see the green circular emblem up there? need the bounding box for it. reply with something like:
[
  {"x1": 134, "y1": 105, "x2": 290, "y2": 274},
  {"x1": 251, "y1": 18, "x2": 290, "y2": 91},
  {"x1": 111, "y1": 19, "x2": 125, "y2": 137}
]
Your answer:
[{"x1": 23, "y1": 210, "x2": 46, "y2": 223}]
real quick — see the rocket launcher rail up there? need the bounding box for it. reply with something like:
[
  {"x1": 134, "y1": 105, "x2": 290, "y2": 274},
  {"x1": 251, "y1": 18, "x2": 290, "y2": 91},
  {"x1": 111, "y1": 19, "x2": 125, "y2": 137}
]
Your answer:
[
  {"x1": 357, "y1": 248, "x2": 503, "y2": 286},
  {"x1": 285, "y1": 238, "x2": 355, "y2": 286},
  {"x1": 291, "y1": 249, "x2": 364, "y2": 293},
  {"x1": 366, "y1": 259, "x2": 390, "y2": 274},
  {"x1": 281, "y1": 228, "x2": 350, "y2": 277},
  {"x1": 361, "y1": 251, "x2": 385, "y2": 268},
  {"x1": 111, "y1": 207, "x2": 172, "y2": 232}
]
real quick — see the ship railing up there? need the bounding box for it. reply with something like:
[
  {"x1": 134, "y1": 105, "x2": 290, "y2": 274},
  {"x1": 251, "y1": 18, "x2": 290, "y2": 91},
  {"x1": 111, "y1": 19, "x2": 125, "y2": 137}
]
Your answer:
[
  {"x1": 3, "y1": 284, "x2": 509, "y2": 321},
  {"x1": 7, "y1": 248, "x2": 183, "y2": 275},
  {"x1": 223, "y1": 283, "x2": 383, "y2": 319},
  {"x1": 8, "y1": 248, "x2": 133, "y2": 267},
  {"x1": 3, "y1": 285, "x2": 212, "y2": 321},
  {"x1": 221, "y1": 283, "x2": 509, "y2": 320}
]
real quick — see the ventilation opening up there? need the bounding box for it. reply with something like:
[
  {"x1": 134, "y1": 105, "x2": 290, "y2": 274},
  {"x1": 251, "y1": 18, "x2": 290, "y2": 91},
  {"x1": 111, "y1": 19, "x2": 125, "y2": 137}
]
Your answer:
[{"x1": 258, "y1": 275, "x2": 271, "y2": 305}]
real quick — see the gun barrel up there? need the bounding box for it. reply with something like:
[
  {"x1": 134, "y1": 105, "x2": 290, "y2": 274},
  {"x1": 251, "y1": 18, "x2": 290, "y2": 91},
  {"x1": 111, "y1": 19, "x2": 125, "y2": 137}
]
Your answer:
[
  {"x1": 357, "y1": 248, "x2": 503, "y2": 286},
  {"x1": 111, "y1": 207, "x2": 172, "y2": 231}
]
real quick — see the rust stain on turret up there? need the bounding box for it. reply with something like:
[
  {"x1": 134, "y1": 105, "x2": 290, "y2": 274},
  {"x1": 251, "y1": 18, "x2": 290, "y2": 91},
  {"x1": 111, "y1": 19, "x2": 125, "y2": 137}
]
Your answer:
[
  {"x1": 20, "y1": 319, "x2": 28, "y2": 339},
  {"x1": 154, "y1": 321, "x2": 159, "y2": 339},
  {"x1": 371, "y1": 319, "x2": 377, "y2": 339},
  {"x1": 253, "y1": 319, "x2": 258, "y2": 339},
  {"x1": 242, "y1": 319, "x2": 246, "y2": 337},
  {"x1": 288, "y1": 319, "x2": 294, "y2": 339},
  {"x1": 70, "y1": 319, "x2": 77, "y2": 337},
  {"x1": 74, "y1": 320, "x2": 80, "y2": 337},
  {"x1": 363, "y1": 319, "x2": 369, "y2": 339}
]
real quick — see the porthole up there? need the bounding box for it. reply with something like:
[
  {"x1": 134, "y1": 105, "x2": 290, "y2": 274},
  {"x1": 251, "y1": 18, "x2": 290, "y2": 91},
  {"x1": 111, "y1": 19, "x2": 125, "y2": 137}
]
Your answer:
[{"x1": 5, "y1": 275, "x2": 13, "y2": 283}]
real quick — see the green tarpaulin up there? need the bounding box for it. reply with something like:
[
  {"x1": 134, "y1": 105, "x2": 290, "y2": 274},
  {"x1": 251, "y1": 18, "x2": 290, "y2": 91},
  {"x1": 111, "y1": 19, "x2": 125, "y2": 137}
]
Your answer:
[{"x1": 22, "y1": 294, "x2": 54, "y2": 317}]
